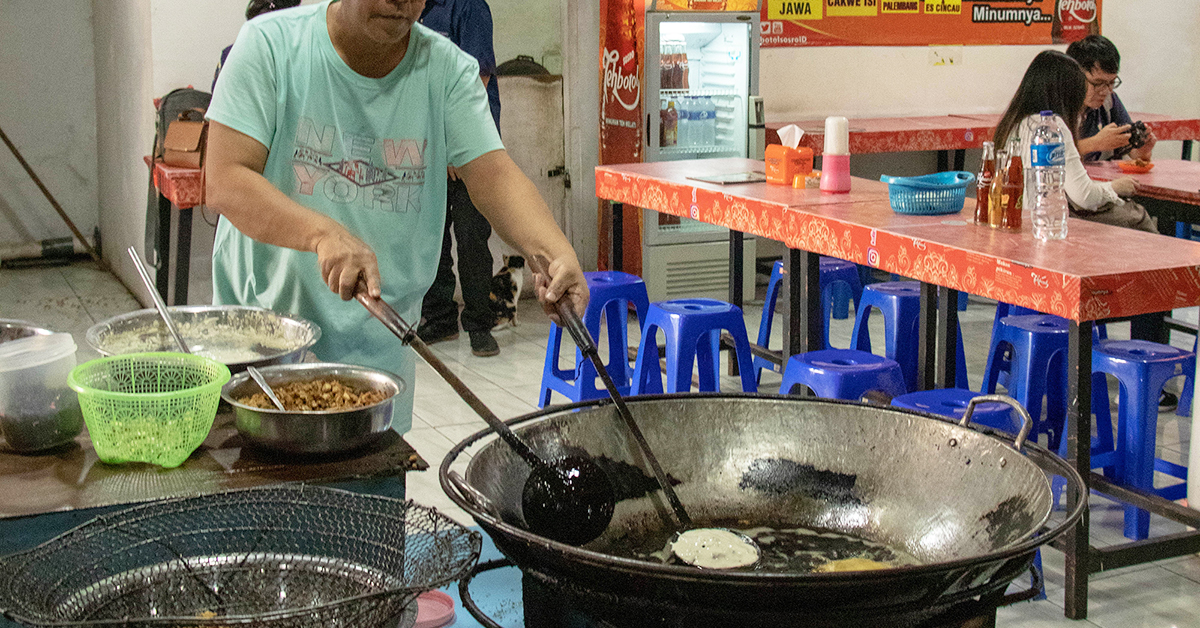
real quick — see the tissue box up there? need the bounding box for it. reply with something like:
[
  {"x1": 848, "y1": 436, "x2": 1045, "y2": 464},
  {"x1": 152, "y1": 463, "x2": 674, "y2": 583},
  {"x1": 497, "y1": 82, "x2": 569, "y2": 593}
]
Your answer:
[{"x1": 765, "y1": 145, "x2": 814, "y2": 186}]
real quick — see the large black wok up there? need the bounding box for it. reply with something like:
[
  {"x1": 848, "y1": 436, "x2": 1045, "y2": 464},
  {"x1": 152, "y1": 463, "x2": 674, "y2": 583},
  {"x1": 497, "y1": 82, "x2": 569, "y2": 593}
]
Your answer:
[{"x1": 440, "y1": 394, "x2": 1085, "y2": 627}]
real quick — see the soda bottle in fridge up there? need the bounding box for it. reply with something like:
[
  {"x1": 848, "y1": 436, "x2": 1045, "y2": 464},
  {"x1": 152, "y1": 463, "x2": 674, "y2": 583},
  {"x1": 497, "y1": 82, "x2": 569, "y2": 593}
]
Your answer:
[
  {"x1": 975, "y1": 141, "x2": 995, "y2": 225},
  {"x1": 670, "y1": 43, "x2": 685, "y2": 91},
  {"x1": 1028, "y1": 111, "x2": 1068, "y2": 240},
  {"x1": 1001, "y1": 137, "x2": 1024, "y2": 231},
  {"x1": 660, "y1": 42, "x2": 675, "y2": 89},
  {"x1": 662, "y1": 100, "x2": 678, "y2": 147},
  {"x1": 679, "y1": 43, "x2": 690, "y2": 89}
]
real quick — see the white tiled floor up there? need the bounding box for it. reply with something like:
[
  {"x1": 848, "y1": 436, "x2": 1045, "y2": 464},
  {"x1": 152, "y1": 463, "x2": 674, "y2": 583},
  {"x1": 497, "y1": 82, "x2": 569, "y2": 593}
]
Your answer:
[{"x1": 5, "y1": 259, "x2": 1200, "y2": 626}]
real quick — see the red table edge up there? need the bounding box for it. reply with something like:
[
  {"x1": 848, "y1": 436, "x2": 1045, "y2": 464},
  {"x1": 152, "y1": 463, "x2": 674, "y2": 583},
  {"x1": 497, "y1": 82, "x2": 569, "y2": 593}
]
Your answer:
[
  {"x1": 764, "y1": 114, "x2": 1200, "y2": 156},
  {"x1": 596, "y1": 162, "x2": 1200, "y2": 323},
  {"x1": 1083, "y1": 160, "x2": 1200, "y2": 206}
]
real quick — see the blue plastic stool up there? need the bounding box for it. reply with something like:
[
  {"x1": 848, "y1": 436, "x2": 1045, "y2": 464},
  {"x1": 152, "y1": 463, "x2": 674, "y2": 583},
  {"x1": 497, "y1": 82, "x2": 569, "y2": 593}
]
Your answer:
[
  {"x1": 984, "y1": 303, "x2": 1109, "y2": 392},
  {"x1": 982, "y1": 315, "x2": 1070, "y2": 448},
  {"x1": 891, "y1": 388, "x2": 1019, "y2": 433},
  {"x1": 752, "y1": 258, "x2": 864, "y2": 384},
  {"x1": 881, "y1": 273, "x2": 968, "y2": 310},
  {"x1": 849, "y1": 281, "x2": 967, "y2": 392},
  {"x1": 820, "y1": 257, "x2": 864, "y2": 320},
  {"x1": 982, "y1": 314, "x2": 1115, "y2": 454},
  {"x1": 982, "y1": 303, "x2": 1039, "y2": 391},
  {"x1": 1176, "y1": 336, "x2": 1197, "y2": 418},
  {"x1": 631, "y1": 298, "x2": 757, "y2": 394},
  {"x1": 778, "y1": 349, "x2": 906, "y2": 400},
  {"x1": 539, "y1": 271, "x2": 650, "y2": 407},
  {"x1": 1091, "y1": 339, "x2": 1194, "y2": 540}
]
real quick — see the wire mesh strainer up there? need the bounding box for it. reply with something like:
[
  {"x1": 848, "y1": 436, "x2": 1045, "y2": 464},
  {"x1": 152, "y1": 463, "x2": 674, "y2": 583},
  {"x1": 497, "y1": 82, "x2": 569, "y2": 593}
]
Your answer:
[{"x1": 0, "y1": 485, "x2": 481, "y2": 628}]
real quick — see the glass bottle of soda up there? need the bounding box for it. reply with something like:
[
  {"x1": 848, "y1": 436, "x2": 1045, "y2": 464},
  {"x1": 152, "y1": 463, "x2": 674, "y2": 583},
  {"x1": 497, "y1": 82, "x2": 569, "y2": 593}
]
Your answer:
[
  {"x1": 662, "y1": 100, "x2": 678, "y2": 147},
  {"x1": 975, "y1": 141, "x2": 995, "y2": 225},
  {"x1": 988, "y1": 147, "x2": 1006, "y2": 228},
  {"x1": 660, "y1": 42, "x2": 673, "y2": 90},
  {"x1": 669, "y1": 43, "x2": 684, "y2": 91},
  {"x1": 679, "y1": 43, "x2": 690, "y2": 89},
  {"x1": 1001, "y1": 137, "x2": 1024, "y2": 231}
]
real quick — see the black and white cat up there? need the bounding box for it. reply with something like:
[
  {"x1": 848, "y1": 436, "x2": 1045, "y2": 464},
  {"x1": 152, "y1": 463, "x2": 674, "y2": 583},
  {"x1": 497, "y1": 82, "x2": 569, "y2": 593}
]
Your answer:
[{"x1": 489, "y1": 255, "x2": 525, "y2": 330}]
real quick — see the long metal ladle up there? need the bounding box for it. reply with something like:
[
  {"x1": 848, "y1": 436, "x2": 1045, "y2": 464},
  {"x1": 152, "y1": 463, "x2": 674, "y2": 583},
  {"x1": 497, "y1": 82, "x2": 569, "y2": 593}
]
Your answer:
[
  {"x1": 356, "y1": 290, "x2": 615, "y2": 546},
  {"x1": 553, "y1": 300, "x2": 692, "y2": 528},
  {"x1": 126, "y1": 246, "x2": 189, "y2": 354},
  {"x1": 246, "y1": 365, "x2": 287, "y2": 411},
  {"x1": 534, "y1": 255, "x2": 757, "y2": 568},
  {"x1": 552, "y1": 301, "x2": 758, "y2": 568}
]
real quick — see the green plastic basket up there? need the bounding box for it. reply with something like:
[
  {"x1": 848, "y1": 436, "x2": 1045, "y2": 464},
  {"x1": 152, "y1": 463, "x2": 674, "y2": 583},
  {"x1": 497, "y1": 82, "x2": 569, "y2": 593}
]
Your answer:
[{"x1": 68, "y1": 352, "x2": 231, "y2": 468}]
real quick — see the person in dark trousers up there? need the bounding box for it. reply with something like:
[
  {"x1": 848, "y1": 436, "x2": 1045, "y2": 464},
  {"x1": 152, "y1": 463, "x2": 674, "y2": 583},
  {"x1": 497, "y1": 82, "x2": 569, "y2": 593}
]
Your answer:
[
  {"x1": 213, "y1": 0, "x2": 301, "y2": 92},
  {"x1": 205, "y1": 0, "x2": 588, "y2": 436},
  {"x1": 416, "y1": 0, "x2": 505, "y2": 357}
]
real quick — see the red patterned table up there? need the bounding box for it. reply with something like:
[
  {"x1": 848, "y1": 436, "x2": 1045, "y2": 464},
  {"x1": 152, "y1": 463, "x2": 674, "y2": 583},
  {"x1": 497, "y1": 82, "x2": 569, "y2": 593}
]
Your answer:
[
  {"x1": 143, "y1": 156, "x2": 204, "y2": 305},
  {"x1": 766, "y1": 112, "x2": 1200, "y2": 169},
  {"x1": 1084, "y1": 158, "x2": 1200, "y2": 208},
  {"x1": 1086, "y1": 158, "x2": 1200, "y2": 242},
  {"x1": 596, "y1": 157, "x2": 1200, "y2": 620}
]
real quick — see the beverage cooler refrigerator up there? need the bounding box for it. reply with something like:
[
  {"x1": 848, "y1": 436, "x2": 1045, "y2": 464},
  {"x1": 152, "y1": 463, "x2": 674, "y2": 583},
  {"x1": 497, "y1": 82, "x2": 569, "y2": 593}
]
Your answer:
[{"x1": 641, "y1": 5, "x2": 760, "y2": 302}]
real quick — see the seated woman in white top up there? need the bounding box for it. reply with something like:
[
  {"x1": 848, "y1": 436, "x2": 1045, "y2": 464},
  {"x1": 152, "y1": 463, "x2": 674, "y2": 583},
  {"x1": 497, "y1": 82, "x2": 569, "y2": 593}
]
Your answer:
[{"x1": 992, "y1": 50, "x2": 1156, "y2": 233}]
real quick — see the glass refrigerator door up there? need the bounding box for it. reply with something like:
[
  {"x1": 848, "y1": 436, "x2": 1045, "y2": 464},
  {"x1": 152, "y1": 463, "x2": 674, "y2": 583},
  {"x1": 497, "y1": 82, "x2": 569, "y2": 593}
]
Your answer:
[{"x1": 644, "y1": 11, "x2": 759, "y2": 245}]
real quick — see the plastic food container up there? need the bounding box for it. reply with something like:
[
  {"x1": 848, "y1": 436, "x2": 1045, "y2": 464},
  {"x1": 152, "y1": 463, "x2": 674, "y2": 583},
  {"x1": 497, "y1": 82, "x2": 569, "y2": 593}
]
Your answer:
[
  {"x1": 68, "y1": 352, "x2": 231, "y2": 467},
  {"x1": 880, "y1": 171, "x2": 975, "y2": 215},
  {"x1": 0, "y1": 332, "x2": 83, "y2": 452}
]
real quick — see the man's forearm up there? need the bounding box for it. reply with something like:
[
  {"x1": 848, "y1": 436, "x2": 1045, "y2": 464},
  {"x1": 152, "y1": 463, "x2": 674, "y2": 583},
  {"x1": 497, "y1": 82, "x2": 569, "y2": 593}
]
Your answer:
[{"x1": 460, "y1": 150, "x2": 574, "y2": 263}]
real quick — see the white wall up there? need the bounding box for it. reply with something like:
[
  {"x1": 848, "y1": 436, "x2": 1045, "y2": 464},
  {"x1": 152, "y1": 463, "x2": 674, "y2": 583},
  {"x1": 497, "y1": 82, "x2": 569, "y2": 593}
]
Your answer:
[
  {"x1": 92, "y1": 0, "x2": 155, "y2": 298},
  {"x1": 760, "y1": 0, "x2": 1200, "y2": 162},
  {"x1": 142, "y1": 0, "x2": 564, "y2": 95},
  {"x1": 149, "y1": 0, "x2": 248, "y2": 96},
  {"x1": 0, "y1": 0, "x2": 99, "y2": 249},
  {"x1": 492, "y1": 0, "x2": 564, "y2": 74}
]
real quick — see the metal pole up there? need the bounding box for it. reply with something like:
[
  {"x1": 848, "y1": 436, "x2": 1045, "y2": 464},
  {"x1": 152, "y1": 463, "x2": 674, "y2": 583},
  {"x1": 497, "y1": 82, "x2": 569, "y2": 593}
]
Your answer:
[{"x1": 0, "y1": 124, "x2": 104, "y2": 266}]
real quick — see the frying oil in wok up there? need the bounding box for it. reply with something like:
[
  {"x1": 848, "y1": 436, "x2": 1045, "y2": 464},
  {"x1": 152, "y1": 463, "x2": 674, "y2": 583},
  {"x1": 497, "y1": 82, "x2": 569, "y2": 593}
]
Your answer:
[{"x1": 617, "y1": 522, "x2": 922, "y2": 573}]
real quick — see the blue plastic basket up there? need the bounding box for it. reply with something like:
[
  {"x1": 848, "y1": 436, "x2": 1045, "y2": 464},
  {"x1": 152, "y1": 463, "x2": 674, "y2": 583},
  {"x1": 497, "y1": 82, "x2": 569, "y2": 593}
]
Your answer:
[{"x1": 880, "y1": 171, "x2": 975, "y2": 216}]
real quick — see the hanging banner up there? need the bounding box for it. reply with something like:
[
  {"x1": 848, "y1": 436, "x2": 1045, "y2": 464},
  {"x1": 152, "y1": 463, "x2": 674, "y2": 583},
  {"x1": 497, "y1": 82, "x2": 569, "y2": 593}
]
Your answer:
[
  {"x1": 759, "y1": 0, "x2": 1101, "y2": 47},
  {"x1": 654, "y1": 0, "x2": 760, "y2": 10},
  {"x1": 598, "y1": 0, "x2": 647, "y2": 273}
]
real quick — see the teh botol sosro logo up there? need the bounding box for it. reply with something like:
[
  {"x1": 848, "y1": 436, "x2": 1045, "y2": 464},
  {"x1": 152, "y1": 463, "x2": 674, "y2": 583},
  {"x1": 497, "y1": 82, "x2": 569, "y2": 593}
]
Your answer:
[
  {"x1": 603, "y1": 48, "x2": 641, "y2": 112},
  {"x1": 1059, "y1": 0, "x2": 1097, "y2": 23}
]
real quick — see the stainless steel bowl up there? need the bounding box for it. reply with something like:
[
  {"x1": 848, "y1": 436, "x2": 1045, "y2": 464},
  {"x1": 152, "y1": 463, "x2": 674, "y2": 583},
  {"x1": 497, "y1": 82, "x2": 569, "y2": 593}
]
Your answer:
[
  {"x1": 220, "y1": 363, "x2": 404, "y2": 454},
  {"x1": 86, "y1": 306, "x2": 320, "y2": 372},
  {"x1": 0, "y1": 320, "x2": 54, "y2": 344}
]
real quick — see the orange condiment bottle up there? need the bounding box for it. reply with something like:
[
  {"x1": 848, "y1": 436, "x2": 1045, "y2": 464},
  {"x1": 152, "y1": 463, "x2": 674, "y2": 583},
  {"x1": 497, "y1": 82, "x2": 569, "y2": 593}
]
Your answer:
[
  {"x1": 975, "y1": 141, "x2": 995, "y2": 225},
  {"x1": 1001, "y1": 137, "x2": 1023, "y2": 231}
]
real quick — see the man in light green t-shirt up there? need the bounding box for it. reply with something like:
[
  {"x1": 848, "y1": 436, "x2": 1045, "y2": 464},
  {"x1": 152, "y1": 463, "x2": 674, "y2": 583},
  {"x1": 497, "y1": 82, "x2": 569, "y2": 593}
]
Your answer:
[{"x1": 205, "y1": 0, "x2": 586, "y2": 435}]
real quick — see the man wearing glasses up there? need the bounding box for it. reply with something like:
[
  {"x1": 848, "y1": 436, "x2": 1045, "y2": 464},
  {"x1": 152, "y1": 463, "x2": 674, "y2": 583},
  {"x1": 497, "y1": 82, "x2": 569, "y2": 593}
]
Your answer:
[{"x1": 1066, "y1": 35, "x2": 1157, "y2": 162}]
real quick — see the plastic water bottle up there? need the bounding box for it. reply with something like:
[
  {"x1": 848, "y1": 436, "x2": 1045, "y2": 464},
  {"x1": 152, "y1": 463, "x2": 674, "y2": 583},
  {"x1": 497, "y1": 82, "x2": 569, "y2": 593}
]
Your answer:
[
  {"x1": 675, "y1": 97, "x2": 690, "y2": 149},
  {"x1": 699, "y1": 96, "x2": 716, "y2": 148},
  {"x1": 1028, "y1": 110, "x2": 1068, "y2": 241},
  {"x1": 684, "y1": 97, "x2": 698, "y2": 149}
]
